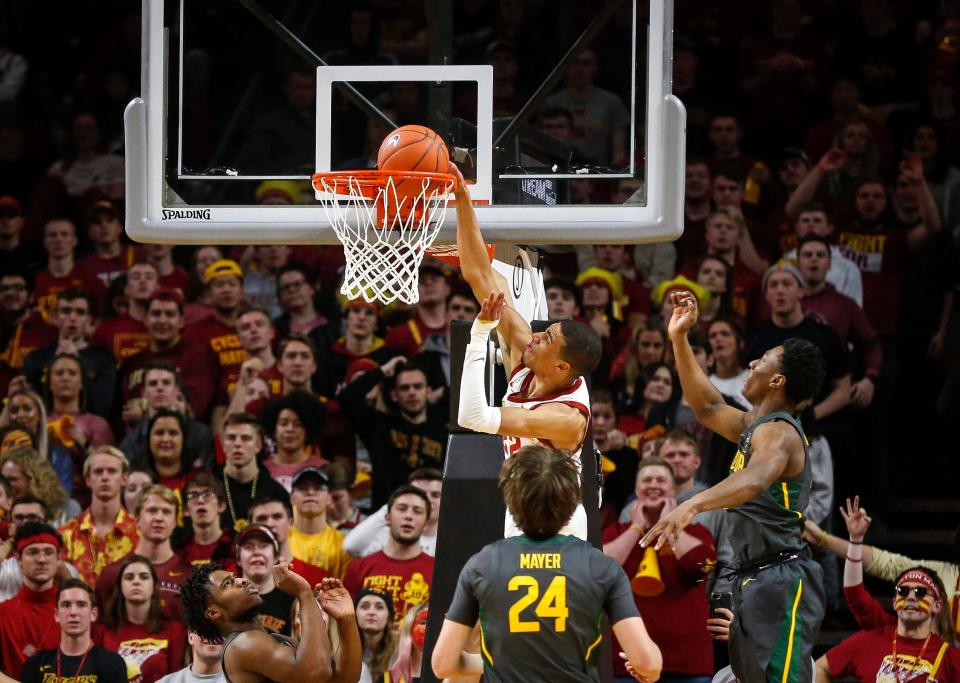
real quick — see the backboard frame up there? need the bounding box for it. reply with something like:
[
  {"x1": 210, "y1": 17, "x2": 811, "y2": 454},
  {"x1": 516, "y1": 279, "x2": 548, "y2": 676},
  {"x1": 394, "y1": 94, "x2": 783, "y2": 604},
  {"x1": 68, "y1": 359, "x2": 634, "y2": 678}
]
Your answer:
[{"x1": 124, "y1": 0, "x2": 685, "y2": 246}]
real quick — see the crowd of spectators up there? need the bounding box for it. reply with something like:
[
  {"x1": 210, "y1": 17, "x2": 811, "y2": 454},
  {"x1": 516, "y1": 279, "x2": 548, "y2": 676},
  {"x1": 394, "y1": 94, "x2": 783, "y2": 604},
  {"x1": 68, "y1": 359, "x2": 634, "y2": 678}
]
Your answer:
[{"x1": 0, "y1": 1, "x2": 959, "y2": 681}]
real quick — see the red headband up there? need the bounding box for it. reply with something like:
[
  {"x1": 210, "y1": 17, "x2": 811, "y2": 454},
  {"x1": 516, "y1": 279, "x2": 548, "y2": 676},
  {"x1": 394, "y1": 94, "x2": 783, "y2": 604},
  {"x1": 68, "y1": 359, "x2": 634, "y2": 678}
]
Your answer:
[
  {"x1": 16, "y1": 532, "x2": 62, "y2": 554},
  {"x1": 898, "y1": 571, "x2": 940, "y2": 601}
]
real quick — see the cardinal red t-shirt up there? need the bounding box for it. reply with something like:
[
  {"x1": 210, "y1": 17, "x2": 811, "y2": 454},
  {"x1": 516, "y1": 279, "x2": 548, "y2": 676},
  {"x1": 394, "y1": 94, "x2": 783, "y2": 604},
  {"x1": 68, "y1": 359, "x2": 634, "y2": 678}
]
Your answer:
[
  {"x1": 100, "y1": 618, "x2": 186, "y2": 683},
  {"x1": 826, "y1": 625, "x2": 960, "y2": 682},
  {"x1": 157, "y1": 267, "x2": 190, "y2": 294},
  {"x1": 96, "y1": 553, "x2": 193, "y2": 624},
  {"x1": 118, "y1": 340, "x2": 219, "y2": 420},
  {"x1": 182, "y1": 315, "x2": 247, "y2": 393},
  {"x1": 0, "y1": 585, "x2": 59, "y2": 678},
  {"x1": 343, "y1": 551, "x2": 434, "y2": 621},
  {"x1": 92, "y1": 313, "x2": 149, "y2": 362},
  {"x1": 601, "y1": 522, "x2": 717, "y2": 676},
  {"x1": 33, "y1": 265, "x2": 105, "y2": 319}
]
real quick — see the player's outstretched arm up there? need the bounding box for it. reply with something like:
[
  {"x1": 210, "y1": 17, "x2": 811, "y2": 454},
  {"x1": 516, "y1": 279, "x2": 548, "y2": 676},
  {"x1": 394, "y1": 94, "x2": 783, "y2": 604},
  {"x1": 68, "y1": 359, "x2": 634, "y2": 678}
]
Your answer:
[
  {"x1": 432, "y1": 620, "x2": 484, "y2": 679},
  {"x1": 452, "y1": 165, "x2": 531, "y2": 366},
  {"x1": 459, "y1": 293, "x2": 586, "y2": 449},
  {"x1": 612, "y1": 617, "x2": 663, "y2": 682},
  {"x1": 669, "y1": 291, "x2": 749, "y2": 443},
  {"x1": 231, "y1": 564, "x2": 333, "y2": 681},
  {"x1": 641, "y1": 422, "x2": 796, "y2": 551}
]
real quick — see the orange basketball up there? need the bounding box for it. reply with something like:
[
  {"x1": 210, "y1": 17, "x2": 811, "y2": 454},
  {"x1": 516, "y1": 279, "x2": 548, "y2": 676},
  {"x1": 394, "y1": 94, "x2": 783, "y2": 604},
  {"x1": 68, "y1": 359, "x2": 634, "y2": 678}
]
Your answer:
[{"x1": 377, "y1": 125, "x2": 450, "y2": 200}]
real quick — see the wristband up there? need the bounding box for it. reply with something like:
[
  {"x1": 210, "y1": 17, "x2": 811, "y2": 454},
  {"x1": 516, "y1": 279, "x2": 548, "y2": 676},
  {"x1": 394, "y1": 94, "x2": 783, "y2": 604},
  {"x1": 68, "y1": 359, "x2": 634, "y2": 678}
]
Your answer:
[
  {"x1": 630, "y1": 524, "x2": 644, "y2": 534},
  {"x1": 817, "y1": 530, "x2": 828, "y2": 548},
  {"x1": 849, "y1": 540, "x2": 863, "y2": 545},
  {"x1": 470, "y1": 317, "x2": 500, "y2": 345}
]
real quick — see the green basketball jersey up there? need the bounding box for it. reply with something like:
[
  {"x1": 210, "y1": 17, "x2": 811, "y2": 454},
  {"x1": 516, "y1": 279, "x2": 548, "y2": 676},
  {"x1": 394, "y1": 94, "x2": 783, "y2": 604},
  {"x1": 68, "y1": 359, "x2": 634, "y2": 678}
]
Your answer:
[
  {"x1": 727, "y1": 411, "x2": 810, "y2": 566},
  {"x1": 446, "y1": 534, "x2": 639, "y2": 682}
]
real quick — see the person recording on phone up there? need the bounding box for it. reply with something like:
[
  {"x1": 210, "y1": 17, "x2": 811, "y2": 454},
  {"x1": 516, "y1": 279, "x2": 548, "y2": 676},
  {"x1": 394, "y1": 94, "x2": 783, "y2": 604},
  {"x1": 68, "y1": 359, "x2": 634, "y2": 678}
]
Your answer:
[{"x1": 603, "y1": 457, "x2": 717, "y2": 682}]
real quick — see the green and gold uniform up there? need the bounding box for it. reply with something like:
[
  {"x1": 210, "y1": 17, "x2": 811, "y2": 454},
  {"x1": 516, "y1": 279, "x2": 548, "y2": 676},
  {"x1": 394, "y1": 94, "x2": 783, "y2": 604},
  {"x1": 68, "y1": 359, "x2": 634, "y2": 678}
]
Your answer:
[
  {"x1": 446, "y1": 534, "x2": 639, "y2": 682},
  {"x1": 727, "y1": 411, "x2": 825, "y2": 683}
]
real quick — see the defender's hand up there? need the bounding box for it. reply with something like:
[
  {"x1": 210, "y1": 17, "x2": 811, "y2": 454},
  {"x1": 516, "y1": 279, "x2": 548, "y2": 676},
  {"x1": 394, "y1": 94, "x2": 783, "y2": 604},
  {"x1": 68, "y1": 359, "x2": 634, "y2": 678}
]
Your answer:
[{"x1": 667, "y1": 291, "x2": 699, "y2": 339}]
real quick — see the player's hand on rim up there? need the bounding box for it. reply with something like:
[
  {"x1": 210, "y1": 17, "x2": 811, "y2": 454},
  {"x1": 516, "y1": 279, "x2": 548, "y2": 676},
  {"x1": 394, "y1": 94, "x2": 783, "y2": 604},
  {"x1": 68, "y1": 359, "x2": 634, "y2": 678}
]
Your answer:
[
  {"x1": 479, "y1": 291, "x2": 506, "y2": 323},
  {"x1": 667, "y1": 291, "x2": 699, "y2": 339}
]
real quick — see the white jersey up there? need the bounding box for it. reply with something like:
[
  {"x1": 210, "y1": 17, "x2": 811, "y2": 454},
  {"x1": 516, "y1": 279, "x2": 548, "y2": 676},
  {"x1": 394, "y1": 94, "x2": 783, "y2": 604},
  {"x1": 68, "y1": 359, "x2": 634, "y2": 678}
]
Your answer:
[{"x1": 500, "y1": 364, "x2": 592, "y2": 540}]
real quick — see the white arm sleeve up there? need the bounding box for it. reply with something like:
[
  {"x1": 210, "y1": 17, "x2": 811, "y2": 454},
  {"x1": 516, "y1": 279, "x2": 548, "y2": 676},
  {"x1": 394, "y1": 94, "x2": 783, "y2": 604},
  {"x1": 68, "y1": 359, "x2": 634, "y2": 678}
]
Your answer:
[
  {"x1": 342, "y1": 504, "x2": 388, "y2": 557},
  {"x1": 457, "y1": 318, "x2": 503, "y2": 434}
]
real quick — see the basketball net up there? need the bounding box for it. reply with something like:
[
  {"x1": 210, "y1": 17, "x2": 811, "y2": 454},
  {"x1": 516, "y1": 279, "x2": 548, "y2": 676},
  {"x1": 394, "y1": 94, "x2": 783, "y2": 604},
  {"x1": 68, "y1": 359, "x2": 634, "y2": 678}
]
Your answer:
[{"x1": 312, "y1": 170, "x2": 456, "y2": 305}]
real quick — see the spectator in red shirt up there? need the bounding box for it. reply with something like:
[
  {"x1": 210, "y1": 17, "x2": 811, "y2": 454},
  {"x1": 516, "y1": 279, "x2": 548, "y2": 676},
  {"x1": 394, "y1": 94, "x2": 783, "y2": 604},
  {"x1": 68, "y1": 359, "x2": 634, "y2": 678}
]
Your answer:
[
  {"x1": 817, "y1": 498, "x2": 960, "y2": 681},
  {"x1": 344, "y1": 484, "x2": 434, "y2": 622},
  {"x1": 179, "y1": 473, "x2": 233, "y2": 568},
  {"x1": 91, "y1": 261, "x2": 158, "y2": 363},
  {"x1": 78, "y1": 200, "x2": 139, "y2": 289},
  {"x1": 211, "y1": 303, "x2": 277, "y2": 431},
  {"x1": 143, "y1": 409, "x2": 201, "y2": 496},
  {"x1": 384, "y1": 263, "x2": 450, "y2": 358},
  {"x1": 678, "y1": 159, "x2": 713, "y2": 264},
  {"x1": 603, "y1": 457, "x2": 716, "y2": 681},
  {"x1": 143, "y1": 244, "x2": 189, "y2": 294},
  {"x1": 33, "y1": 217, "x2": 104, "y2": 321},
  {"x1": 0, "y1": 271, "x2": 57, "y2": 371},
  {"x1": 797, "y1": 234, "x2": 882, "y2": 408},
  {"x1": 782, "y1": 204, "x2": 864, "y2": 305},
  {"x1": 706, "y1": 112, "x2": 757, "y2": 178},
  {"x1": 0, "y1": 522, "x2": 62, "y2": 678},
  {"x1": 101, "y1": 553, "x2": 187, "y2": 683},
  {"x1": 682, "y1": 209, "x2": 763, "y2": 324},
  {"x1": 96, "y1": 484, "x2": 192, "y2": 623},
  {"x1": 317, "y1": 300, "x2": 393, "y2": 397},
  {"x1": 182, "y1": 259, "x2": 247, "y2": 393},
  {"x1": 119, "y1": 289, "x2": 219, "y2": 424}
]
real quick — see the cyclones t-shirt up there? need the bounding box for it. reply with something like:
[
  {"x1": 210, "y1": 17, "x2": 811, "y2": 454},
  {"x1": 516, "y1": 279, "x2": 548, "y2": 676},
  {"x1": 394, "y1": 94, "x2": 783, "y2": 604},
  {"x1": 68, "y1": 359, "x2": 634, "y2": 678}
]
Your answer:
[
  {"x1": 101, "y1": 619, "x2": 186, "y2": 683},
  {"x1": 343, "y1": 551, "x2": 434, "y2": 621},
  {"x1": 91, "y1": 313, "x2": 150, "y2": 363},
  {"x1": 182, "y1": 315, "x2": 246, "y2": 393}
]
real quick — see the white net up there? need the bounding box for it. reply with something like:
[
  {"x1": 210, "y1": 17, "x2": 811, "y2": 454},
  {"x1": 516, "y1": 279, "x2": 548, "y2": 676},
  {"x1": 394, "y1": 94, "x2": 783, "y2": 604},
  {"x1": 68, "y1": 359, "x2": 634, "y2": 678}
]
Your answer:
[{"x1": 313, "y1": 171, "x2": 456, "y2": 305}]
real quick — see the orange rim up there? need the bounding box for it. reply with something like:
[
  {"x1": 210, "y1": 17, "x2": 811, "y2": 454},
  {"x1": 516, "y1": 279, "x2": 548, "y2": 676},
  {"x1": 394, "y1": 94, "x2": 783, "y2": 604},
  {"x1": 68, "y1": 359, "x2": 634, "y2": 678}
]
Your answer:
[{"x1": 312, "y1": 169, "x2": 458, "y2": 198}]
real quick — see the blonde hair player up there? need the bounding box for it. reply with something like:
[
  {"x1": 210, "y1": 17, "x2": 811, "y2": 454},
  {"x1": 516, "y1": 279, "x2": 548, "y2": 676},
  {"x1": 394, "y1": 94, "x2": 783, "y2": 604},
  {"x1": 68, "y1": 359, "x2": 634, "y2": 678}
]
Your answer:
[{"x1": 452, "y1": 166, "x2": 603, "y2": 540}]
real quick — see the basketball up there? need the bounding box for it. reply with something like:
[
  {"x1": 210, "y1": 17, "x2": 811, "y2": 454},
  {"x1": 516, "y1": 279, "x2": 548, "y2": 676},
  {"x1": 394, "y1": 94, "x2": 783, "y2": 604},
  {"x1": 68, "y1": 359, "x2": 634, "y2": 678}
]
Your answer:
[{"x1": 377, "y1": 125, "x2": 450, "y2": 198}]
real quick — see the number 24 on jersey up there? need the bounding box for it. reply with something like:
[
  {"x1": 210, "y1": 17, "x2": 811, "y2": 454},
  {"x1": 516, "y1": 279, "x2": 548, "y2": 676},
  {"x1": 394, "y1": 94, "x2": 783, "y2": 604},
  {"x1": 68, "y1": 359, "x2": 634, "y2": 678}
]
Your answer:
[{"x1": 507, "y1": 575, "x2": 568, "y2": 633}]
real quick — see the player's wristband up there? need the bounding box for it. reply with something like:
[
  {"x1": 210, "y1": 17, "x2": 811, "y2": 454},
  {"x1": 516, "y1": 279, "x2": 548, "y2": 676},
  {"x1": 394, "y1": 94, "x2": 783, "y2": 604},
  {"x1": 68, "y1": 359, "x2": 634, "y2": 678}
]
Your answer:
[{"x1": 470, "y1": 317, "x2": 500, "y2": 345}]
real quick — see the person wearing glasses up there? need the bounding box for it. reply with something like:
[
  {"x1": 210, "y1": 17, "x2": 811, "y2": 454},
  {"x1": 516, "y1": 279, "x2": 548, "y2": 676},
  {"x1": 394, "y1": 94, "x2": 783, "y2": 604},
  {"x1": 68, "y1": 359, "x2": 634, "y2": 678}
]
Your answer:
[
  {"x1": 180, "y1": 473, "x2": 235, "y2": 569},
  {"x1": 814, "y1": 497, "x2": 960, "y2": 681},
  {"x1": 0, "y1": 496, "x2": 79, "y2": 601}
]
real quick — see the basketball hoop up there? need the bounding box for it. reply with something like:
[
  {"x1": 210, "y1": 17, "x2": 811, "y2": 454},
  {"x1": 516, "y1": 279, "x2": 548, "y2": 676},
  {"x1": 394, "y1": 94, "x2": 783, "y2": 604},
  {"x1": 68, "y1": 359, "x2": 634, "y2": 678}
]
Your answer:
[{"x1": 312, "y1": 170, "x2": 457, "y2": 305}]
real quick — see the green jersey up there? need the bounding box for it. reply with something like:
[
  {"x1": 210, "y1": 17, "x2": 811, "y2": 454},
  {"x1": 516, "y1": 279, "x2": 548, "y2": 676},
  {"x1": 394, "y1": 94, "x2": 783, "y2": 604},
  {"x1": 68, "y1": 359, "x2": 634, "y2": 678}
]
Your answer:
[
  {"x1": 727, "y1": 411, "x2": 810, "y2": 567},
  {"x1": 446, "y1": 534, "x2": 639, "y2": 682}
]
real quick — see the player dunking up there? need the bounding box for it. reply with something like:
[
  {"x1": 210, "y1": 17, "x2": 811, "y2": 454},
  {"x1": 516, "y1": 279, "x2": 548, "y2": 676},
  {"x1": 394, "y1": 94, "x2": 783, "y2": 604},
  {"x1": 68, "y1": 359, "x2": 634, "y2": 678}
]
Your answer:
[
  {"x1": 452, "y1": 166, "x2": 603, "y2": 539},
  {"x1": 642, "y1": 291, "x2": 826, "y2": 683},
  {"x1": 432, "y1": 444, "x2": 662, "y2": 682}
]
